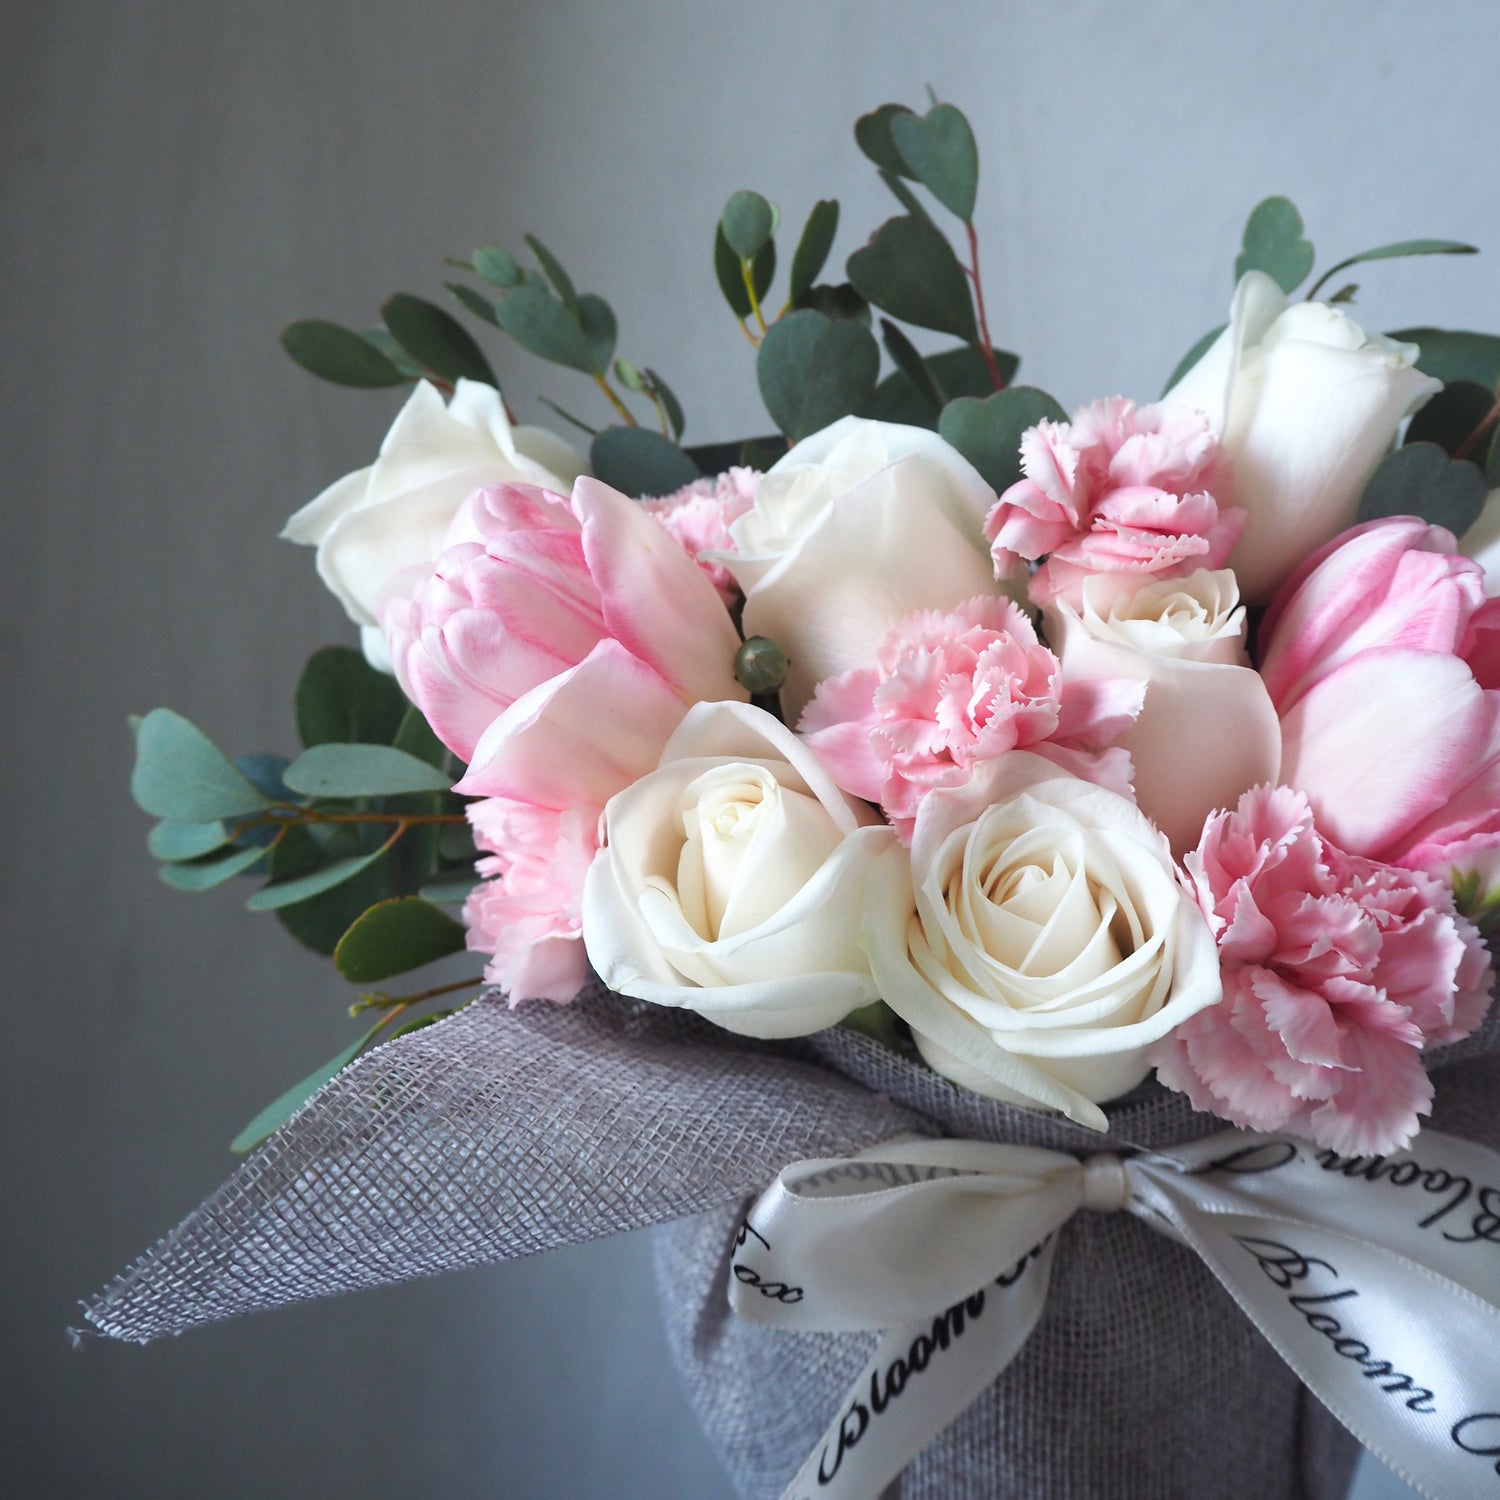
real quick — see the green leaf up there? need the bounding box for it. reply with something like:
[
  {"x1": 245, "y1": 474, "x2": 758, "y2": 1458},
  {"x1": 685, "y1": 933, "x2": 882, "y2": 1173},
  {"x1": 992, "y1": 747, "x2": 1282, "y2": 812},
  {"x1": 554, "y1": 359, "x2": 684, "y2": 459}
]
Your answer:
[
  {"x1": 420, "y1": 874, "x2": 480, "y2": 904},
  {"x1": 757, "y1": 310, "x2": 881, "y2": 443},
  {"x1": 879, "y1": 319, "x2": 945, "y2": 419},
  {"x1": 1406, "y1": 382, "x2": 1497, "y2": 460},
  {"x1": 938, "y1": 387, "x2": 1069, "y2": 495},
  {"x1": 148, "y1": 819, "x2": 232, "y2": 861},
  {"x1": 792, "y1": 282, "x2": 870, "y2": 326},
  {"x1": 382, "y1": 293, "x2": 499, "y2": 387},
  {"x1": 720, "y1": 190, "x2": 776, "y2": 261},
  {"x1": 1388, "y1": 328, "x2": 1500, "y2": 391},
  {"x1": 280, "y1": 321, "x2": 408, "y2": 388},
  {"x1": 472, "y1": 245, "x2": 523, "y2": 288},
  {"x1": 524, "y1": 235, "x2": 579, "y2": 313},
  {"x1": 589, "y1": 427, "x2": 700, "y2": 497},
  {"x1": 840, "y1": 1000, "x2": 905, "y2": 1051},
  {"x1": 1356, "y1": 441, "x2": 1487, "y2": 535},
  {"x1": 863, "y1": 344, "x2": 1020, "y2": 427},
  {"x1": 385, "y1": 1008, "x2": 461, "y2": 1042},
  {"x1": 740, "y1": 436, "x2": 788, "y2": 470},
  {"x1": 445, "y1": 282, "x2": 499, "y2": 326},
  {"x1": 614, "y1": 358, "x2": 646, "y2": 392},
  {"x1": 246, "y1": 845, "x2": 391, "y2": 911},
  {"x1": 714, "y1": 223, "x2": 752, "y2": 319},
  {"x1": 1234, "y1": 196, "x2": 1315, "y2": 293},
  {"x1": 646, "y1": 368, "x2": 685, "y2": 440},
  {"x1": 876, "y1": 169, "x2": 935, "y2": 228},
  {"x1": 160, "y1": 842, "x2": 269, "y2": 892},
  {"x1": 232, "y1": 753, "x2": 296, "y2": 802},
  {"x1": 359, "y1": 327, "x2": 423, "y2": 379},
  {"x1": 282, "y1": 743, "x2": 454, "y2": 799},
  {"x1": 493, "y1": 283, "x2": 596, "y2": 373},
  {"x1": 538, "y1": 396, "x2": 599, "y2": 436},
  {"x1": 392, "y1": 704, "x2": 453, "y2": 773},
  {"x1": 1305, "y1": 239, "x2": 1477, "y2": 301},
  {"x1": 789, "y1": 200, "x2": 840, "y2": 301},
  {"x1": 1162, "y1": 324, "x2": 1227, "y2": 397},
  {"x1": 854, "y1": 103, "x2": 917, "y2": 177},
  {"x1": 230, "y1": 1022, "x2": 386, "y2": 1153},
  {"x1": 295, "y1": 646, "x2": 408, "y2": 749},
  {"x1": 890, "y1": 104, "x2": 978, "y2": 221},
  {"x1": 333, "y1": 896, "x2": 467, "y2": 983},
  {"x1": 750, "y1": 238, "x2": 776, "y2": 304},
  {"x1": 131, "y1": 709, "x2": 273, "y2": 822},
  {"x1": 846, "y1": 216, "x2": 978, "y2": 343},
  {"x1": 575, "y1": 293, "x2": 617, "y2": 375},
  {"x1": 269, "y1": 826, "x2": 396, "y2": 954}
]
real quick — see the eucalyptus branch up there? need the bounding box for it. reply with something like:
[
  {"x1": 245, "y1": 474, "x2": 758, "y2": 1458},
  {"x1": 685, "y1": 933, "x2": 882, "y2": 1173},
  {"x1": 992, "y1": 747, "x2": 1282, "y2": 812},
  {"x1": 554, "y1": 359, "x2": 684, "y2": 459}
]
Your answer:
[{"x1": 966, "y1": 221, "x2": 1005, "y2": 391}]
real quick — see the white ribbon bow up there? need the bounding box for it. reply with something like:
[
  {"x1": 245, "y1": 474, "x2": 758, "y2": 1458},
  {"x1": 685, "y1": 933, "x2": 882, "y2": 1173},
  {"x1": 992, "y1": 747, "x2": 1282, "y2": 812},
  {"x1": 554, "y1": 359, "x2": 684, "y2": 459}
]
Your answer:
[{"x1": 728, "y1": 1128, "x2": 1500, "y2": 1500}]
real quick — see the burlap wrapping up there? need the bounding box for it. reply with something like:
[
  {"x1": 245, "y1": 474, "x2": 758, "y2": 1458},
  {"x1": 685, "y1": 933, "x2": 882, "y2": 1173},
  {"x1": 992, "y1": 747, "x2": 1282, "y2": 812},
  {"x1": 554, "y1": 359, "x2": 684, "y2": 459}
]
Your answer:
[{"x1": 82, "y1": 984, "x2": 1500, "y2": 1498}]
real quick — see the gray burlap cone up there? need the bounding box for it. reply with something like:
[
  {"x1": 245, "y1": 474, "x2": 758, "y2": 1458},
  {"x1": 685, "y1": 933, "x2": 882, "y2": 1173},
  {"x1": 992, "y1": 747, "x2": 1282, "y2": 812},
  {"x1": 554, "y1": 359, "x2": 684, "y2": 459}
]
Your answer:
[
  {"x1": 655, "y1": 1011, "x2": 1500, "y2": 1500},
  {"x1": 82, "y1": 987, "x2": 928, "y2": 1342}
]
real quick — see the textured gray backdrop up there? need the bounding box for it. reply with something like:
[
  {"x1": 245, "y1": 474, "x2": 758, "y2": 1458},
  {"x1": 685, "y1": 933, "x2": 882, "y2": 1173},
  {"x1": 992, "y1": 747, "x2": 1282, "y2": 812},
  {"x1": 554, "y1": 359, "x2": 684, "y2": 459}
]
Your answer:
[{"x1": 5, "y1": 2, "x2": 1495, "y2": 1496}]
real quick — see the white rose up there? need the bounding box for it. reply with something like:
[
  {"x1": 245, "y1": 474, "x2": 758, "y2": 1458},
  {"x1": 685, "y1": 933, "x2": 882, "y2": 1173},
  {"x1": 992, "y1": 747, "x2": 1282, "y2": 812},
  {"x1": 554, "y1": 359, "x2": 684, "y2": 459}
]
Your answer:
[
  {"x1": 282, "y1": 379, "x2": 586, "y2": 666},
  {"x1": 864, "y1": 752, "x2": 1222, "y2": 1130},
  {"x1": 1461, "y1": 488, "x2": 1500, "y2": 595},
  {"x1": 1045, "y1": 570, "x2": 1281, "y2": 855},
  {"x1": 583, "y1": 700, "x2": 899, "y2": 1038},
  {"x1": 1165, "y1": 271, "x2": 1441, "y2": 603},
  {"x1": 721, "y1": 417, "x2": 1005, "y2": 718}
]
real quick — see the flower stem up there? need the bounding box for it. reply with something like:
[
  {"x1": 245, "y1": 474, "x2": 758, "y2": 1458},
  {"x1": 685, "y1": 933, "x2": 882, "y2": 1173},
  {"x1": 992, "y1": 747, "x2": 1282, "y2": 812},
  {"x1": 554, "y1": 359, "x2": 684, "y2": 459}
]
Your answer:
[
  {"x1": 966, "y1": 221, "x2": 1005, "y2": 391},
  {"x1": 1454, "y1": 390, "x2": 1500, "y2": 464}
]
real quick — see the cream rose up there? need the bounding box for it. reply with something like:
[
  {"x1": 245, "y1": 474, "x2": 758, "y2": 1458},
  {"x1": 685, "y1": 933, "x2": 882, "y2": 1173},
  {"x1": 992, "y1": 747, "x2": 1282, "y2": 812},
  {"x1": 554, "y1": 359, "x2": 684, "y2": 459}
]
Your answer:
[
  {"x1": 583, "y1": 701, "x2": 900, "y2": 1038},
  {"x1": 1165, "y1": 271, "x2": 1441, "y2": 603},
  {"x1": 1045, "y1": 570, "x2": 1281, "y2": 854},
  {"x1": 721, "y1": 416, "x2": 1005, "y2": 718},
  {"x1": 282, "y1": 379, "x2": 586, "y2": 666},
  {"x1": 864, "y1": 752, "x2": 1222, "y2": 1130}
]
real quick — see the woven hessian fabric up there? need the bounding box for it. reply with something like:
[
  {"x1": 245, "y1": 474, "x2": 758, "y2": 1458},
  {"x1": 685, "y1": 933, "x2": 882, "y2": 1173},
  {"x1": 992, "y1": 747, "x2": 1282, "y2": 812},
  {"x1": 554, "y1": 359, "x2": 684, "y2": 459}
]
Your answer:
[{"x1": 83, "y1": 985, "x2": 1500, "y2": 1498}]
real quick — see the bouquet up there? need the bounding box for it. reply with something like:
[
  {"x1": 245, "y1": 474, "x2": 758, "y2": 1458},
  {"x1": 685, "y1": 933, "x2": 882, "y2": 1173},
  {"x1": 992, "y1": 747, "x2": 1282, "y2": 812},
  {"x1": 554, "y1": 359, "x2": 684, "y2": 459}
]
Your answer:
[{"x1": 86, "y1": 95, "x2": 1500, "y2": 1499}]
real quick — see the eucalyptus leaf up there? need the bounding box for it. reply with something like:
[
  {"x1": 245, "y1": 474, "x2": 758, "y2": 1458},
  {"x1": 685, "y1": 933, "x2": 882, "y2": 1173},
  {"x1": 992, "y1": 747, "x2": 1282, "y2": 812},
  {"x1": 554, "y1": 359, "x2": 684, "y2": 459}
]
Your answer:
[
  {"x1": 847, "y1": 216, "x2": 978, "y2": 343},
  {"x1": 1161, "y1": 324, "x2": 1227, "y2": 397},
  {"x1": 269, "y1": 826, "x2": 395, "y2": 955},
  {"x1": 750, "y1": 239, "x2": 776, "y2": 304},
  {"x1": 714, "y1": 223, "x2": 752, "y2": 318},
  {"x1": 879, "y1": 319, "x2": 945, "y2": 418},
  {"x1": 646, "y1": 368, "x2": 685, "y2": 440},
  {"x1": 792, "y1": 282, "x2": 870, "y2": 326},
  {"x1": 524, "y1": 235, "x2": 579, "y2": 313},
  {"x1": 382, "y1": 293, "x2": 499, "y2": 387},
  {"x1": 392, "y1": 705, "x2": 453, "y2": 774},
  {"x1": 757, "y1": 310, "x2": 881, "y2": 443},
  {"x1": 877, "y1": 169, "x2": 935, "y2": 227},
  {"x1": 614, "y1": 358, "x2": 646, "y2": 392},
  {"x1": 1405, "y1": 382, "x2": 1497, "y2": 461},
  {"x1": 420, "y1": 875, "x2": 481, "y2": 904},
  {"x1": 854, "y1": 103, "x2": 917, "y2": 178},
  {"x1": 282, "y1": 743, "x2": 454, "y2": 799},
  {"x1": 131, "y1": 709, "x2": 273, "y2": 822},
  {"x1": 589, "y1": 427, "x2": 700, "y2": 497},
  {"x1": 333, "y1": 896, "x2": 468, "y2": 983},
  {"x1": 148, "y1": 819, "x2": 232, "y2": 861},
  {"x1": 295, "y1": 646, "x2": 408, "y2": 749},
  {"x1": 938, "y1": 387, "x2": 1069, "y2": 495},
  {"x1": 359, "y1": 328, "x2": 423, "y2": 379},
  {"x1": 1305, "y1": 239, "x2": 1477, "y2": 301},
  {"x1": 246, "y1": 846, "x2": 390, "y2": 911},
  {"x1": 1389, "y1": 328, "x2": 1500, "y2": 391},
  {"x1": 230, "y1": 1022, "x2": 386, "y2": 1153},
  {"x1": 472, "y1": 245, "x2": 523, "y2": 288},
  {"x1": 1234, "y1": 197, "x2": 1315, "y2": 294},
  {"x1": 1356, "y1": 441, "x2": 1487, "y2": 535},
  {"x1": 721, "y1": 190, "x2": 776, "y2": 261},
  {"x1": 537, "y1": 397, "x2": 599, "y2": 436},
  {"x1": 789, "y1": 200, "x2": 839, "y2": 301},
  {"x1": 575, "y1": 293, "x2": 617, "y2": 375},
  {"x1": 280, "y1": 321, "x2": 408, "y2": 388},
  {"x1": 493, "y1": 283, "x2": 596, "y2": 372},
  {"x1": 445, "y1": 282, "x2": 499, "y2": 326},
  {"x1": 890, "y1": 103, "x2": 978, "y2": 221},
  {"x1": 740, "y1": 436, "x2": 789, "y2": 470},
  {"x1": 160, "y1": 842, "x2": 269, "y2": 892},
  {"x1": 863, "y1": 344, "x2": 1019, "y2": 427}
]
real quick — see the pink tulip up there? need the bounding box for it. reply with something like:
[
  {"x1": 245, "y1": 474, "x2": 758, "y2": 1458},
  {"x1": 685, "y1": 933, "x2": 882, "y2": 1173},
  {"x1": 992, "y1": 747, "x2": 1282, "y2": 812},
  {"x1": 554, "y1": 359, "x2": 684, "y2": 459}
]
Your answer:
[
  {"x1": 640, "y1": 467, "x2": 757, "y2": 608},
  {"x1": 385, "y1": 479, "x2": 744, "y2": 761},
  {"x1": 1262, "y1": 518, "x2": 1500, "y2": 878},
  {"x1": 985, "y1": 397, "x2": 1243, "y2": 611},
  {"x1": 1152, "y1": 784, "x2": 1492, "y2": 1155}
]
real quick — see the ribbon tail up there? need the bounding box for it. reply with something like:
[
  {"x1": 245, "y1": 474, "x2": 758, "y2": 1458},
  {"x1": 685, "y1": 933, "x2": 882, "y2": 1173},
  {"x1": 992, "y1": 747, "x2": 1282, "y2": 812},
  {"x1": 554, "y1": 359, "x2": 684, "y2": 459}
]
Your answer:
[
  {"x1": 1139, "y1": 1188, "x2": 1500, "y2": 1500},
  {"x1": 777, "y1": 1238, "x2": 1057, "y2": 1500}
]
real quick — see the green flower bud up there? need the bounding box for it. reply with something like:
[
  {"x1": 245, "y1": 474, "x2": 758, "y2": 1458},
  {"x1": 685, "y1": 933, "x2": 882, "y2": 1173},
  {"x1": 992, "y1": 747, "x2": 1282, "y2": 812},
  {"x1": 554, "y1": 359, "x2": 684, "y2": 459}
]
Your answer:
[{"x1": 734, "y1": 636, "x2": 789, "y2": 696}]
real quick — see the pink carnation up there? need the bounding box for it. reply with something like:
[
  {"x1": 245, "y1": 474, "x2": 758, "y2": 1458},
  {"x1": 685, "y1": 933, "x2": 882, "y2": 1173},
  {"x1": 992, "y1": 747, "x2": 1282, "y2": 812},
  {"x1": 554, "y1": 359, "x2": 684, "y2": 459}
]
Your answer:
[
  {"x1": 1152, "y1": 784, "x2": 1493, "y2": 1155},
  {"x1": 462, "y1": 796, "x2": 599, "y2": 1003},
  {"x1": 798, "y1": 596, "x2": 1143, "y2": 841},
  {"x1": 641, "y1": 467, "x2": 757, "y2": 607},
  {"x1": 985, "y1": 397, "x2": 1244, "y2": 610}
]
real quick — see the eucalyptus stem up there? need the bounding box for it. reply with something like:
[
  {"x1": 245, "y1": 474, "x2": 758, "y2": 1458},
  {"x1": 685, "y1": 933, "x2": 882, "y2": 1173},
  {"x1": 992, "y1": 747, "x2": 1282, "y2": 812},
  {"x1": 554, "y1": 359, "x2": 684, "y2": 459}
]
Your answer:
[
  {"x1": 594, "y1": 373, "x2": 637, "y2": 426},
  {"x1": 1454, "y1": 390, "x2": 1500, "y2": 464},
  {"x1": 741, "y1": 261, "x2": 769, "y2": 336},
  {"x1": 965, "y1": 221, "x2": 1005, "y2": 391},
  {"x1": 350, "y1": 974, "x2": 486, "y2": 1017}
]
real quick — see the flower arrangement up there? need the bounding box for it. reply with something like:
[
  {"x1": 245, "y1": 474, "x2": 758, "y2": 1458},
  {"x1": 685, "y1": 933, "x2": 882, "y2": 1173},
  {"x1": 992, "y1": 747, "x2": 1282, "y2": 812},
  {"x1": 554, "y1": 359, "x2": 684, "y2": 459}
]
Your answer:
[{"x1": 96, "y1": 95, "x2": 1500, "y2": 1498}]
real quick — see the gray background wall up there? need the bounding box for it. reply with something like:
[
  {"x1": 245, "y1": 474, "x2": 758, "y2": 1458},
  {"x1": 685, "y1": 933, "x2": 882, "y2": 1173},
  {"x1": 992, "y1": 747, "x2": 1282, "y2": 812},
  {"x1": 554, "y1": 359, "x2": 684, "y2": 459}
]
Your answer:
[{"x1": 4, "y1": 2, "x2": 1495, "y2": 1496}]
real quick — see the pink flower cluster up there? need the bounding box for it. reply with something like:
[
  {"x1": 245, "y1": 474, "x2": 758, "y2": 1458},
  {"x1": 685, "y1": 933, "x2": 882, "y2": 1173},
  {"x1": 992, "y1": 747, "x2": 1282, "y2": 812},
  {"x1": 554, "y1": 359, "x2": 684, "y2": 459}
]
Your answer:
[
  {"x1": 799, "y1": 596, "x2": 1141, "y2": 841},
  {"x1": 1154, "y1": 785, "x2": 1491, "y2": 1155},
  {"x1": 640, "y1": 467, "x2": 757, "y2": 606},
  {"x1": 985, "y1": 397, "x2": 1245, "y2": 609}
]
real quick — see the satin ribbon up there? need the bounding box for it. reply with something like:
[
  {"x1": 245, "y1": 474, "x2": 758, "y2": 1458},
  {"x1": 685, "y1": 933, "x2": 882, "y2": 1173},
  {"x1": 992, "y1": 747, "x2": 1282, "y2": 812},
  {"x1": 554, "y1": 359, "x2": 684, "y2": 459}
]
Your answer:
[{"x1": 727, "y1": 1128, "x2": 1500, "y2": 1500}]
